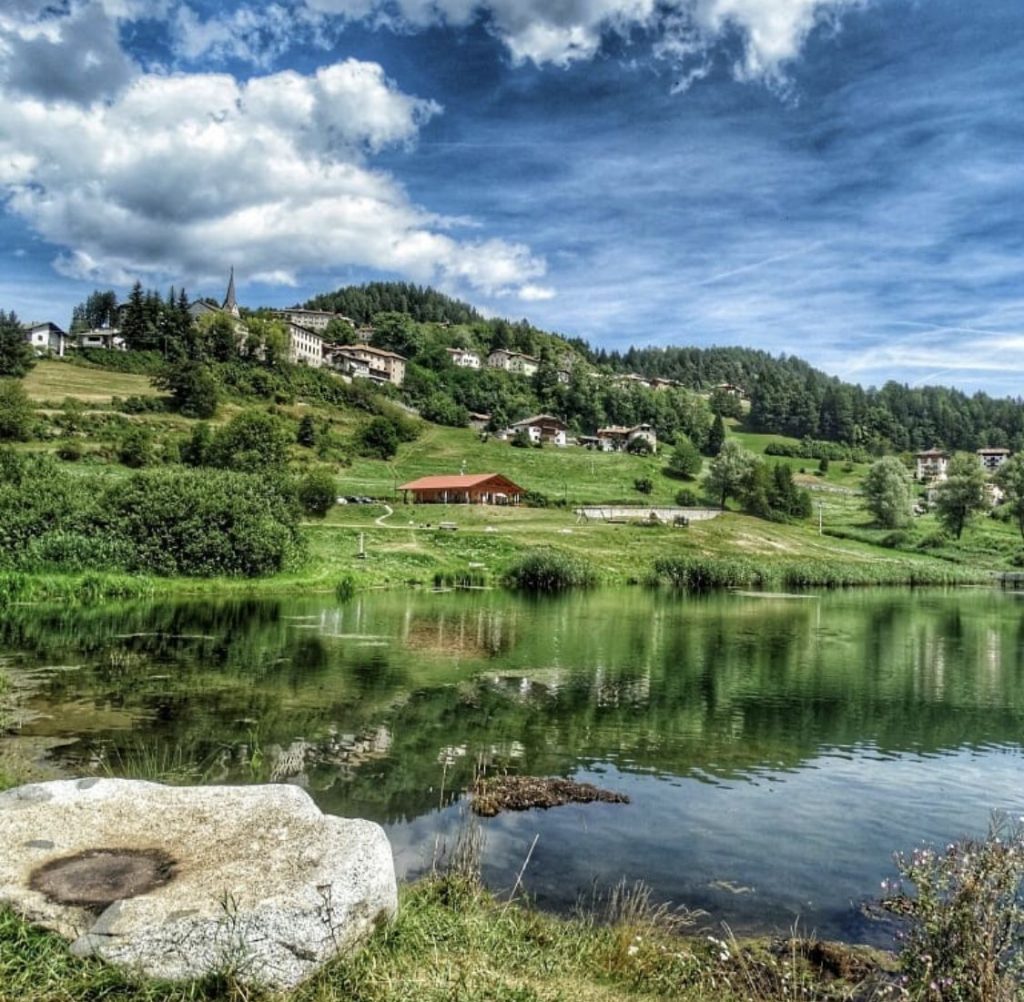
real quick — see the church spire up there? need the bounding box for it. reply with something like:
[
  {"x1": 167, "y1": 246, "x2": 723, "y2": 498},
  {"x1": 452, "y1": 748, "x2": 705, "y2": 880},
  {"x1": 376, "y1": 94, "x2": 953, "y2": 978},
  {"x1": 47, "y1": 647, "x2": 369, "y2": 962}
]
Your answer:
[{"x1": 223, "y1": 267, "x2": 240, "y2": 318}]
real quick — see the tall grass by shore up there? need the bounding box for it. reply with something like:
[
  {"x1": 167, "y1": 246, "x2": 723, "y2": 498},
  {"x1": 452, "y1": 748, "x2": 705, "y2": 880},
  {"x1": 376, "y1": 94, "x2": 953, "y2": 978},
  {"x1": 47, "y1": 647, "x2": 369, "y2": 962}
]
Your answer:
[
  {"x1": 647, "y1": 554, "x2": 983, "y2": 591},
  {"x1": 0, "y1": 572, "x2": 155, "y2": 606},
  {"x1": 502, "y1": 548, "x2": 598, "y2": 592}
]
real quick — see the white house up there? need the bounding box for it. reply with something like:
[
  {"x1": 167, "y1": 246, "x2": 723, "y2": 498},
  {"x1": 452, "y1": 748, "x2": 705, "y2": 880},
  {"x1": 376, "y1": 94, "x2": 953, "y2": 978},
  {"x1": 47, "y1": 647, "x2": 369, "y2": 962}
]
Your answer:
[
  {"x1": 333, "y1": 345, "x2": 406, "y2": 386},
  {"x1": 915, "y1": 448, "x2": 950, "y2": 481},
  {"x1": 284, "y1": 321, "x2": 324, "y2": 368},
  {"x1": 272, "y1": 308, "x2": 352, "y2": 334},
  {"x1": 69, "y1": 328, "x2": 125, "y2": 351},
  {"x1": 978, "y1": 447, "x2": 1011, "y2": 472},
  {"x1": 510, "y1": 414, "x2": 568, "y2": 446},
  {"x1": 488, "y1": 349, "x2": 539, "y2": 376},
  {"x1": 23, "y1": 321, "x2": 67, "y2": 356},
  {"x1": 597, "y1": 423, "x2": 658, "y2": 453},
  {"x1": 446, "y1": 347, "x2": 481, "y2": 368}
]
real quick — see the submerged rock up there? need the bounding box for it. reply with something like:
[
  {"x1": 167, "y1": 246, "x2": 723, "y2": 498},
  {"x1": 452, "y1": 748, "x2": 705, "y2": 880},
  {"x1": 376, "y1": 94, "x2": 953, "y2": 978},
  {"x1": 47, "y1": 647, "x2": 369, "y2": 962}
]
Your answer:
[
  {"x1": 471, "y1": 775, "x2": 630, "y2": 816},
  {"x1": 0, "y1": 778, "x2": 397, "y2": 989}
]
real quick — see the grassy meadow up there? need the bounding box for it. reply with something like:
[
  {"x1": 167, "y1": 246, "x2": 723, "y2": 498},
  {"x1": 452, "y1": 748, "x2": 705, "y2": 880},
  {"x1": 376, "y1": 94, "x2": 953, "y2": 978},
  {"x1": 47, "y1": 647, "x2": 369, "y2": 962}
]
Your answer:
[{"x1": 5, "y1": 356, "x2": 1020, "y2": 599}]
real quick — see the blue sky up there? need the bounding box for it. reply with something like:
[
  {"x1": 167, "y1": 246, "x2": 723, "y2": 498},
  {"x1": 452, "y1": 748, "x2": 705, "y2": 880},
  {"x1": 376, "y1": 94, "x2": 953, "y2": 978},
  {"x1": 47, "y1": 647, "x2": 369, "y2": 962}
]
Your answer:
[{"x1": 1, "y1": 0, "x2": 1022, "y2": 395}]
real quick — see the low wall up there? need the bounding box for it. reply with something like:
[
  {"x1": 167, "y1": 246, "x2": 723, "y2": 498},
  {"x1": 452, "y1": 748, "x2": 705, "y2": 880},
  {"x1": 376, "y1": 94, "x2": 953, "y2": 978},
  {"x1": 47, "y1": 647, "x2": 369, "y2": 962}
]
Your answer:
[{"x1": 575, "y1": 506, "x2": 722, "y2": 523}]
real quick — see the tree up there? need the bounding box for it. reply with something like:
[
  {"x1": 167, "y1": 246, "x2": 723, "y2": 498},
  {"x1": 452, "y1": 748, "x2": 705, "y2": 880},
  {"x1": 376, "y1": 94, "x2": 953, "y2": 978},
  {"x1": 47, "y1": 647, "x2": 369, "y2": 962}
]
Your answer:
[
  {"x1": 706, "y1": 440, "x2": 757, "y2": 508},
  {"x1": 70, "y1": 290, "x2": 118, "y2": 332},
  {"x1": 706, "y1": 412, "x2": 726, "y2": 456},
  {"x1": 0, "y1": 311, "x2": 35, "y2": 377},
  {"x1": 118, "y1": 426, "x2": 155, "y2": 468},
  {"x1": 208, "y1": 410, "x2": 291, "y2": 474},
  {"x1": 665, "y1": 435, "x2": 702, "y2": 479},
  {"x1": 995, "y1": 454, "x2": 1024, "y2": 541},
  {"x1": 935, "y1": 453, "x2": 987, "y2": 539},
  {"x1": 297, "y1": 468, "x2": 337, "y2": 518},
  {"x1": 0, "y1": 379, "x2": 33, "y2": 441},
  {"x1": 633, "y1": 476, "x2": 653, "y2": 495},
  {"x1": 357, "y1": 416, "x2": 399, "y2": 460},
  {"x1": 862, "y1": 457, "x2": 913, "y2": 528},
  {"x1": 158, "y1": 362, "x2": 219, "y2": 419},
  {"x1": 296, "y1": 414, "x2": 318, "y2": 448}
]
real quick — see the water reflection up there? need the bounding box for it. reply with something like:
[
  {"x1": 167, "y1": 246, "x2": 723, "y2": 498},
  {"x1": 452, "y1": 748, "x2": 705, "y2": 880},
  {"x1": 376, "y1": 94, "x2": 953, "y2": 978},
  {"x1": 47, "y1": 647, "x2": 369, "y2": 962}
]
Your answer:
[{"x1": 3, "y1": 588, "x2": 1024, "y2": 940}]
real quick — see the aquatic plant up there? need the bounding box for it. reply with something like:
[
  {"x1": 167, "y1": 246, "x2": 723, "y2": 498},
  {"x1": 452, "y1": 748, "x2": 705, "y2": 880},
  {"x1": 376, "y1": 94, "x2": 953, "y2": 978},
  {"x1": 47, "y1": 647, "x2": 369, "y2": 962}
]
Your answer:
[{"x1": 502, "y1": 548, "x2": 597, "y2": 592}]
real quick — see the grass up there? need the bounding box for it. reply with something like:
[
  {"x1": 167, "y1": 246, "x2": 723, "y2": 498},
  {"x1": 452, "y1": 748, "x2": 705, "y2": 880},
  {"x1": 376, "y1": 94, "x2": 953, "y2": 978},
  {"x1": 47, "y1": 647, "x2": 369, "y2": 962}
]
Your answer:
[
  {"x1": 0, "y1": 872, "x2": 892, "y2": 1002},
  {"x1": 22, "y1": 360, "x2": 164, "y2": 404}
]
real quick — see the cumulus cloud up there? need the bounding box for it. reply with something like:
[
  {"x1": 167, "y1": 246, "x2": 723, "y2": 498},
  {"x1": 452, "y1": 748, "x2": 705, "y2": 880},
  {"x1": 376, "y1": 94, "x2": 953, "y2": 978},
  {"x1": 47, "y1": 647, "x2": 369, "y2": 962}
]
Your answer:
[
  {"x1": 0, "y1": 56, "x2": 548, "y2": 297},
  {"x1": 287, "y1": 0, "x2": 864, "y2": 78},
  {"x1": 0, "y1": 2, "x2": 136, "y2": 103}
]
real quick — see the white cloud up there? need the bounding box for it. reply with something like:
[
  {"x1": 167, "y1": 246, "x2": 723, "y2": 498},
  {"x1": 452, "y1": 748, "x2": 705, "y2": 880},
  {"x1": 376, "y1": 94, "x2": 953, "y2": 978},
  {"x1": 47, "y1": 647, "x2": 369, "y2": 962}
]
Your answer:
[
  {"x1": 0, "y1": 58, "x2": 548, "y2": 298},
  {"x1": 289, "y1": 0, "x2": 864, "y2": 78},
  {"x1": 518, "y1": 284, "x2": 556, "y2": 302}
]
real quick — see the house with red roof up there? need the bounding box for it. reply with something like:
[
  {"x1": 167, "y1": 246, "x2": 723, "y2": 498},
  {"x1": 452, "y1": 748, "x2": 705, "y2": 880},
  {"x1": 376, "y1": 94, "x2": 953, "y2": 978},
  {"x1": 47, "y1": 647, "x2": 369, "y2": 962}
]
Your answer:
[{"x1": 397, "y1": 473, "x2": 524, "y2": 505}]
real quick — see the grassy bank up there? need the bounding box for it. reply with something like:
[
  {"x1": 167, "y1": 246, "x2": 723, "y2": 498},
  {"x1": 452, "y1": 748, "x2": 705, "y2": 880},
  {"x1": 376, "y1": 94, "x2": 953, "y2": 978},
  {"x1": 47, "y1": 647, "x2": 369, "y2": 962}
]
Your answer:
[
  {"x1": 0, "y1": 502, "x2": 995, "y2": 606},
  {"x1": 0, "y1": 871, "x2": 892, "y2": 1002}
]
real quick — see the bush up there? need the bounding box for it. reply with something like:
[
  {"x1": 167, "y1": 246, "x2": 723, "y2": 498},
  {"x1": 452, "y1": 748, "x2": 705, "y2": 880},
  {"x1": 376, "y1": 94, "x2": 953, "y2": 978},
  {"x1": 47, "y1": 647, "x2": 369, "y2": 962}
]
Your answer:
[
  {"x1": 881, "y1": 816, "x2": 1024, "y2": 1002},
  {"x1": 510, "y1": 428, "x2": 532, "y2": 448},
  {"x1": 502, "y1": 549, "x2": 597, "y2": 591},
  {"x1": 118, "y1": 426, "x2": 155, "y2": 468},
  {"x1": 207, "y1": 410, "x2": 291, "y2": 473},
  {"x1": 97, "y1": 468, "x2": 303, "y2": 577},
  {"x1": 665, "y1": 436, "x2": 701, "y2": 479},
  {"x1": 296, "y1": 414, "x2": 318, "y2": 448},
  {"x1": 158, "y1": 361, "x2": 219, "y2": 419},
  {"x1": 674, "y1": 488, "x2": 700, "y2": 506},
  {"x1": 297, "y1": 468, "x2": 336, "y2": 518},
  {"x1": 633, "y1": 477, "x2": 654, "y2": 495},
  {"x1": 522, "y1": 489, "x2": 550, "y2": 508},
  {"x1": 357, "y1": 416, "x2": 400, "y2": 460},
  {"x1": 626, "y1": 437, "x2": 653, "y2": 456},
  {"x1": 56, "y1": 440, "x2": 82, "y2": 462},
  {"x1": 22, "y1": 530, "x2": 134, "y2": 573},
  {"x1": 0, "y1": 379, "x2": 33, "y2": 442}
]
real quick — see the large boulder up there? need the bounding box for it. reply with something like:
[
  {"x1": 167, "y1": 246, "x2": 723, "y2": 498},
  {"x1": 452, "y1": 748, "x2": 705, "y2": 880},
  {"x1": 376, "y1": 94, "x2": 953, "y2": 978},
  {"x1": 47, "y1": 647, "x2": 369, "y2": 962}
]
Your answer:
[{"x1": 0, "y1": 778, "x2": 397, "y2": 989}]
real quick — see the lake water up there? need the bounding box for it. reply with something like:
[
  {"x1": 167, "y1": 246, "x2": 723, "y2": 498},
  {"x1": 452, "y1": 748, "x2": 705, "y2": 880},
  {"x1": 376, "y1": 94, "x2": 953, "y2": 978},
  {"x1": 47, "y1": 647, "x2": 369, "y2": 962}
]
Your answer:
[{"x1": 2, "y1": 587, "x2": 1024, "y2": 944}]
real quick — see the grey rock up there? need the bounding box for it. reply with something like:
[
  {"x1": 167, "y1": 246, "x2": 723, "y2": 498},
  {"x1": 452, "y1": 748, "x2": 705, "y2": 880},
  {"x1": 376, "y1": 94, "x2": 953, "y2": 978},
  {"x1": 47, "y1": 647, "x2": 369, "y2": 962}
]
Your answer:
[{"x1": 0, "y1": 779, "x2": 397, "y2": 989}]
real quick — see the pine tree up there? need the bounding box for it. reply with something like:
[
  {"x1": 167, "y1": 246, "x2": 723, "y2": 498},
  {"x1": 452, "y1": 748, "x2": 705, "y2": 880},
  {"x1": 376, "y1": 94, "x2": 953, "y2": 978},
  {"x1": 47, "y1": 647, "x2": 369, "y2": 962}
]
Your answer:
[
  {"x1": 706, "y1": 413, "x2": 726, "y2": 456},
  {"x1": 0, "y1": 310, "x2": 35, "y2": 378}
]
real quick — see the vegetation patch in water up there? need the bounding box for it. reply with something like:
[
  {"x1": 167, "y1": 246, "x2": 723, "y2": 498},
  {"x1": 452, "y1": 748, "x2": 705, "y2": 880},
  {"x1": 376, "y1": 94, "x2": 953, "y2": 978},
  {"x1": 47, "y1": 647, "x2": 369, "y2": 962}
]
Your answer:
[{"x1": 471, "y1": 775, "x2": 630, "y2": 816}]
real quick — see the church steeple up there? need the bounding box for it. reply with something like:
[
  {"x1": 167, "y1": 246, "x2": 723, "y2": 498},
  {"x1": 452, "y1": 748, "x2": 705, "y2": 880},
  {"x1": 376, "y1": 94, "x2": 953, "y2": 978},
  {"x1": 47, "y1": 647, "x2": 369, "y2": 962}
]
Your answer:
[{"x1": 222, "y1": 267, "x2": 240, "y2": 318}]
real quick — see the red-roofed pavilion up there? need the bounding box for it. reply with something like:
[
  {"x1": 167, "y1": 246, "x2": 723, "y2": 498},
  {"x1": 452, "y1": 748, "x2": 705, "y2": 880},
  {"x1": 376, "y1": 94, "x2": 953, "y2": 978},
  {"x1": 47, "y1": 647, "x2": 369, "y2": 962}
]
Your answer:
[{"x1": 397, "y1": 473, "x2": 524, "y2": 505}]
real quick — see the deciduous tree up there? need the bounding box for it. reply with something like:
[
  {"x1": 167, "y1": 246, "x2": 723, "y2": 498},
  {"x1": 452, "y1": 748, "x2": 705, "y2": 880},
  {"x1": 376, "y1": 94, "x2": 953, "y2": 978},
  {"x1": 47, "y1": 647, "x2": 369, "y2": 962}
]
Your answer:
[
  {"x1": 935, "y1": 453, "x2": 987, "y2": 539},
  {"x1": 863, "y1": 456, "x2": 913, "y2": 528}
]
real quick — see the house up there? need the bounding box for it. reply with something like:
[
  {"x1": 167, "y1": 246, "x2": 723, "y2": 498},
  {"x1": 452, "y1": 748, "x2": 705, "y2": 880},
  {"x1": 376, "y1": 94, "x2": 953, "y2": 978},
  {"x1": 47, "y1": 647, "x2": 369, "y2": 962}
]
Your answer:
[
  {"x1": 611, "y1": 373, "x2": 650, "y2": 390},
  {"x1": 446, "y1": 347, "x2": 481, "y2": 369},
  {"x1": 915, "y1": 448, "x2": 950, "y2": 481},
  {"x1": 69, "y1": 328, "x2": 125, "y2": 351},
  {"x1": 398, "y1": 473, "x2": 524, "y2": 505},
  {"x1": 326, "y1": 349, "x2": 371, "y2": 379},
  {"x1": 649, "y1": 377, "x2": 680, "y2": 391},
  {"x1": 23, "y1": 321, "x2": 67, "y2": 356},
  {"x1": 332, "y1": 345, "x2": 406, "y2": 386},
  {"x1": 272, "y1": 308, "x2": 351, "y2": 334},
  {"x1": 283, "y1": 321, "x2": 324, "y2": 368},
  {"x1": 714, "y1": 382, "x2": 747, "y2": 397},
  {"x1": 597, "y1": 423, "x2": 658, "y2": 453},
  {"x1": 468, "y1": 412, "x2": 491, "y2": 430},
  {"x1": 487, "y1": 349, "x2": 539, "y2": 376},
  {"x1": 510, "y1": 414, "x2": 568, "y2": 446},
  {"x1": 978, "y1": 447, "x2": 1011, "y2": 472}
]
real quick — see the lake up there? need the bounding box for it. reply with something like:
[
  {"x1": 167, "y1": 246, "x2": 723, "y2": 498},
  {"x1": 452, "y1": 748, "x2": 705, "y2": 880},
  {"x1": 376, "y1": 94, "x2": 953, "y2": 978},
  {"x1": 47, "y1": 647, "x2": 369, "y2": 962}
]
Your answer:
[{"x1": 2, "y1": 586, "x2": 1023, "y2": 944}]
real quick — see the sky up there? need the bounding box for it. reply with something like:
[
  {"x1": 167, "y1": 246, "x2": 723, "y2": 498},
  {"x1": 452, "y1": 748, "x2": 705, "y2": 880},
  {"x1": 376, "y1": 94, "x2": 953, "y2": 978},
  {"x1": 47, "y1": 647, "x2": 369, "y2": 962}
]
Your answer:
[{"x1": 1, "y1": 0, "x2": 1022, "y2": 396}]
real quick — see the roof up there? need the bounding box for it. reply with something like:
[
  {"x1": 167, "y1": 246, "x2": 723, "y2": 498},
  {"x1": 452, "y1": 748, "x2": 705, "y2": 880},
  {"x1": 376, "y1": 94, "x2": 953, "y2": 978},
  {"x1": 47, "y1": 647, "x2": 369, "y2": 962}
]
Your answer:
[
  {"x1": 398, "y1": 473, "x2": 524, "y2": 492},
  {"x1": 335, "y1": 344, "x2": 406, "y2": 360},
  {"x1": 916, "y1": 449, "x2": 949, "y2": 457},
  {"x1": 978, "y1": 447, "x2": 1011, "y2": 454},
  {"x1": 513, "y1": 414, "x2": 566, "y2": 427}
]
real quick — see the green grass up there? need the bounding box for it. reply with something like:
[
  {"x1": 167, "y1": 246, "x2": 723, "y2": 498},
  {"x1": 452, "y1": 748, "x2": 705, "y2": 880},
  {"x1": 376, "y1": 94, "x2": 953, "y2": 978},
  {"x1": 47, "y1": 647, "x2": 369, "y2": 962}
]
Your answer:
[
  {"x1": 22, "y1": 360, "x2": 165, "y2": 404},
  {"x1": 0, "y1": 873, "x2": 891, "y2": 1002}
]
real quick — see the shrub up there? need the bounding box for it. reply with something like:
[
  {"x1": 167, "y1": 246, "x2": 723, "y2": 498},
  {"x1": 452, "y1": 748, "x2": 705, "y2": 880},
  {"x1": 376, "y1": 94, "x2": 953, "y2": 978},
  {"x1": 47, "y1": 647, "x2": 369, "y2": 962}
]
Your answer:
[
  {"x1": 158, "y1": 361, "x2": 219, "y2": 419},
  {"x1": 502, "y1": 549, "x2": 597, "y2": 591},
  {"x1": 880, "y1": 816, "x2": 1024, "y2": 1002},
  {"x1": 118, "y1": 426, "x2": 155, "y2": 468},
  {"x1": 296, "y1": 414, "x2": 318, "y2": 448},
  {"x1": 357, "y1": 416, "x2": 400, "y2": 460},
  {"x1": 56, "y1": 440, "x2": 82, "y2": 462},
  {"x1": 633, "y1": 477, "x2": 654, "y2": 495},
  {"x1": 626, "y1": 437, "x2": 653, "y2": 456},
  {"x1": 510, "y1": 428, "x2": 532, "y2": 448},
  {"x1": 522, "y1": 489, "x2": 550, "y2": 508},
  {"x1": 674, "y1": 488, "x2": 700, "y2": 506},
  {"x1": 665, "y1": 436, "x2": 701, "y2": 479},
  {"x1": 297, "y1": 468, "x2": 337, "y2": 518},
  {"x1": 97, "y1": 468, "x2": 303, "y2": 577},
  {"x1": 0, "y1": 379, "x2": 33, "y2": 441},
  {"x1": 22, "y1": 530, "x2": 134, "y2": 573},
  {"x1": 207, "y1": 410, "x2": 291, "y2": 473}
]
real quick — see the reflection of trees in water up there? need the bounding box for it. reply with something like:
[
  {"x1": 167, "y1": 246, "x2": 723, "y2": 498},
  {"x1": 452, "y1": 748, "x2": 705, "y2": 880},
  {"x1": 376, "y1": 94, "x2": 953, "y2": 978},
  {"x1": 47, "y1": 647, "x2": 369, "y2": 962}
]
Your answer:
[{"x1": 5, "y1": 590, "x2": 1024, "y2": 825}]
